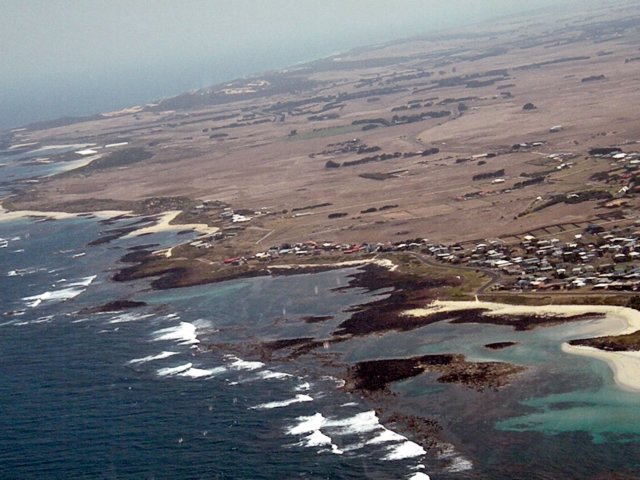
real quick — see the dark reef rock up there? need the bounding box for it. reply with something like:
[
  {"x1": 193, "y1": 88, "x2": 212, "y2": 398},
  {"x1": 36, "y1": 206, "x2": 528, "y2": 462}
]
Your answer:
[
  {"x1": 302, "y1": 315, "x2": 334, "y2": 323},
  {"x1": 485, "y1": 341, "x2": 518, "y2": 350},
  {"x1": 346, "y1": 354, "x2": 525, "y2": 393},
  {"x1": 449, "y1": 311, "x2": 604, "y2": 331},
  {"x1": 78, "y1": 299, "x2": 147, "y2": 314}
]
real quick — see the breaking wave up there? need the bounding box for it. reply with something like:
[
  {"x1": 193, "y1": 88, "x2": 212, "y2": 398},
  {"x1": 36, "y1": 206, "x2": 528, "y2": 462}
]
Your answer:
[
  {"x1": 128, "y1": 351, "x2": 179, "y2": 364},
  {"x1": 227, "y1": 355, "x2": 265, "y2": 371},
  {"x1": 22, "y1": 275, "x2": 96, "y2": 307},
  {"x1": 109, "y1": 312, "x2": 154, "y2": 324},
  {"x1": 152, "y1": 322, "x2": 199, "y2": 345},
  {"x1": 250, "y1": 394, "x2": 313, "y2": 410},
  {"x1": 383, "y1": 441, "x2": 427, "y2": 461}
]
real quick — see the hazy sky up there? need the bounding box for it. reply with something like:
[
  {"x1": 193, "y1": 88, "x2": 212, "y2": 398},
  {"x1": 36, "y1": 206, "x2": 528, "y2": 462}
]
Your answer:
[{"x1": 1, "y1": 0, "x2": 580, "y2": 127}]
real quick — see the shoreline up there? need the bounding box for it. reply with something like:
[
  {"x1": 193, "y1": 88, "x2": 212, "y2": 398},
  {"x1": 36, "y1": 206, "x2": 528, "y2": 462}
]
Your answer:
[
  {"x1": 6, "y1": 200, "x2": 640, "y2": 396},
  {"x1": 0, "y1": 205, "x2": 219, "y2": 240},
  {"x1": 121, "y1": 210, "x2": 220, "y2": 238},
  {"x1": 404, "y1": 300, "x2": 640, "y2": 392},
  {"x1": 267, "y1": 258, "x2": 397, "y2": 272},
  {"x1": 0, "y1": 205, "x2": 132, "y2": 223},
  {"x1": 560, "y1": 343, "x2": 640, "y2": 393}
]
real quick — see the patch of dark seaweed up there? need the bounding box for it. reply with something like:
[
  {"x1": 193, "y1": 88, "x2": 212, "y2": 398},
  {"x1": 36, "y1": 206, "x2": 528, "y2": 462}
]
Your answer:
[
  {"x1": 88, "y1": 226, "x2": 140, "y2": 246},
  {"x1": 336, "y1": 307, "x2": 488, "y2": 337},
  {"x1": 333, "y1": 264, "x2": 458, "y2": 336},
  {"x1": 78, "y1": 300, "x2": 147, "y2": 314},
  {"x1": 302, "y1": 315, "x2": 334, "y2": 323},
  {"x1": 98, "y1": 215, "x2": 152, "y2": 226},
  {"x1": 346, "y1": 355, "x2": 456, "y2": 392},
  {"x1": 127, "y1": 243, "x2": 160, "y2": 251},
  {"x1": 346, "y1": 354, "x2": 525, "y2": 393},
  {"x1": 281, "y1": 337, "x2": 350, "y2": 360},
  {"x1": 449, "y1": 312, "x2": 604, "y2": 331},
  {"x1": 437, "y1": 361, "x2": 525, "y2": 391},
  {"x1": 119, "y1": 250, "x2": 153, "y2": 263},
  {"x1": 569, "y1": 330, "x2": 640, "y2": 351},
  {"x1": 262, "y1": 337, "x2": 316, "y2": 351},
  {"x1": 269, "y1": 265, "x2": 350, "y2": 276},
  {"x1": 99, "y1": 214, "x2": 132, "y2": 225},
  {"x1": 339, "y1": 263, "x2": 454, "y2": 293},
  {"x1": 378, "y1": 410, "x2": 442, "y2": 451},
  {"x1": 206, "y1": 335, "x2": 350, "y2": 363},
  {"x1": 485, "y1": 341, "x2": 518, "y2": 350}
]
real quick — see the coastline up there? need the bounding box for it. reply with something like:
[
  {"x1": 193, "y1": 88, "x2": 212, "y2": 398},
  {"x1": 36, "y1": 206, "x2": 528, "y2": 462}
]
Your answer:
[
  {"x1": 267, "y1": 258, "x2": 398, "y2": 271},
  {"x1": 561, "y1": 343, "x2": 640, "y2": 393},
  {"x1": 0, "y1": 205, "x2": 219, "y2": 240},
  {"x1": 0, "y1": 205, "x2": 132, "y2": 223},
  {"x1": 404, "y1": 300, "x2": 640, "y2": 392},
  {"x1": 121, "y1": 210, "x2": 220, "y2": 238},
  {"x1": 6, "y1": 200, "x2": 640, "y2": 396}
]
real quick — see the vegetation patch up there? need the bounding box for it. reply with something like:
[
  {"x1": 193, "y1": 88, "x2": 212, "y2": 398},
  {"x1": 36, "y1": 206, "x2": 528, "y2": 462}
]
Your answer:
[
  {"x1": 69, "y1": 147, "x2": 153, "y2": 174},
  {"x1": 473, "y1": 169, "x2": 505, "y2": 181}
]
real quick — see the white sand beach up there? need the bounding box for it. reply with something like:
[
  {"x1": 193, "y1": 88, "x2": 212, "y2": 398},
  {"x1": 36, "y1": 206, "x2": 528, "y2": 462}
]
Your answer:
[
  {"x1": 122, "y1": 210, "x2": 219, "y2": 238},
  {"x1": 0, "y1": 205, "x2": 131, "y2": 223},
  {"x1": 561, "y1": 344, "x2": 640, "y2": 393},
  {"x1": 267, "y1": 257, "x2": 398, "y2": 271},
  {"x1": 403, "y1": 300, "x2": 640, "y2": 392}
]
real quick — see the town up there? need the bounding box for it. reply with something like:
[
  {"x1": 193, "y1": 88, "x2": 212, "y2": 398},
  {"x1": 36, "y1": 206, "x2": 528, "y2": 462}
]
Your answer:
[
  {"x1": 185, "y1": 206, "x2": 640, "y2": 295},
  {"x1": 173, "y1": 144, "x2": 640, "y2": 295}
]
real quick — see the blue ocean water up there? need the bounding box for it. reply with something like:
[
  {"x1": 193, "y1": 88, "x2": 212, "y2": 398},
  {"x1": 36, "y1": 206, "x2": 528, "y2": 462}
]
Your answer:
[
  {"x1": 0, "y1": 216, "x2": 436, "y2": 479},
  {"x1": 2, "y1": 211, "x2": 640, "y2": 478}
]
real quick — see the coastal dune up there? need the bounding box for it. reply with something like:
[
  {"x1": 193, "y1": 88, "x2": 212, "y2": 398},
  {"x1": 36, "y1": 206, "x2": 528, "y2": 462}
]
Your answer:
[
  {"x1": 404, "y1": 300, "x2": 640, "y2": 393},
  {"x1": 0, "y1": 205, "x2": 131, "y2": 222},
  {"x1": 122, "y1": 210, "x2": 219, "y2": 238}
]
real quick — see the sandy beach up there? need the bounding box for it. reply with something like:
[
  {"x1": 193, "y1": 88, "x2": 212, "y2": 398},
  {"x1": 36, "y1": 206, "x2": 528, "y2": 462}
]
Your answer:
[
  {"x1": 267, "y1": 258, "x2": 398, "y2": 271},
  {"x1": 561, "y1": 344, "x2": 640, "y2": 393},
  {"x1": 122, "y1": 210, "x2": 219, "y2": 238},
  {"x1": 0, "y1": 205, "x2": 131, "y2": 223},
  {"x1": 404, "y1": 300, "x2": 640, "y2": 392}
]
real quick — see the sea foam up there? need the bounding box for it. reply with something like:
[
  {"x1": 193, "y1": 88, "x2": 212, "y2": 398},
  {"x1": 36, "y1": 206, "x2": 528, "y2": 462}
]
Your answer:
[
  {"x1": 407, "y1": 473, "x2": 431, "y2": 480},
  {"x1": 286, "y1": 409, "x2": 421, "y2": 460},
  {"x1": 367, "y1": 428, "x2": 408, "y2": 445},
  {"x1": 23, "y1": 287, "x2": 85, "y2": 308},
  {"x1": 383, "y1": 441, "x2": 426, "y2": 461},
  {"x1": 287, "y1": 413, "x2": 326, "y2": 435},
  {"x1": 439, "y1": 444, "x2": 473, "y2": 472},
  {"x1": 152, "y1": 322, "x2": 199, "y2": 345},
  {"x1": 128, "y1": 351, "x2": 179, "y2": 364},
  {"x1": 22, "y1": 275, "x2": 96, "y2": 307},
  {"x1": 305, "y1": 429, "x2": 333, "y2": 447},
  {"x1": 109, "y1": 312, "x2": 154, "y2": 324},
  {"x1": 178, "y1": 366, "x2": 226, "y2": 379},
  {"x1": 251, "y1": 394, "x2": 313, "y2": 410},
  {"x1": 157, "y1": 363, "x2": 193, "y2": 377},
  {"x1": 324, "y1": 410, "x2": 382, "y2": 435},
  {"x1": 255, "y1": 370, "x2": 293, "y2": 380},
  {"x1": 227, "y1": 356, "x2": 264, "y2": 371},
  {"x1": 287, "y1": 413, "x2": 343, "y2": 455},
  {"x1": 66, "y1": 275, "x2": 97, "y2": 287}
]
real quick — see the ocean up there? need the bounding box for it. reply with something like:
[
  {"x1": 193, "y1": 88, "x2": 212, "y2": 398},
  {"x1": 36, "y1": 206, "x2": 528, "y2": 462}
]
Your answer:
[
  {"x1": 0, "y1": 215, "x2": 435, "y2": 479},
  {"x1": 2, "y1": 157, "x2": 640, "y2": 479},
  {"x1": 3, "y1": 211, "x2": 640, "y2": 479}
]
